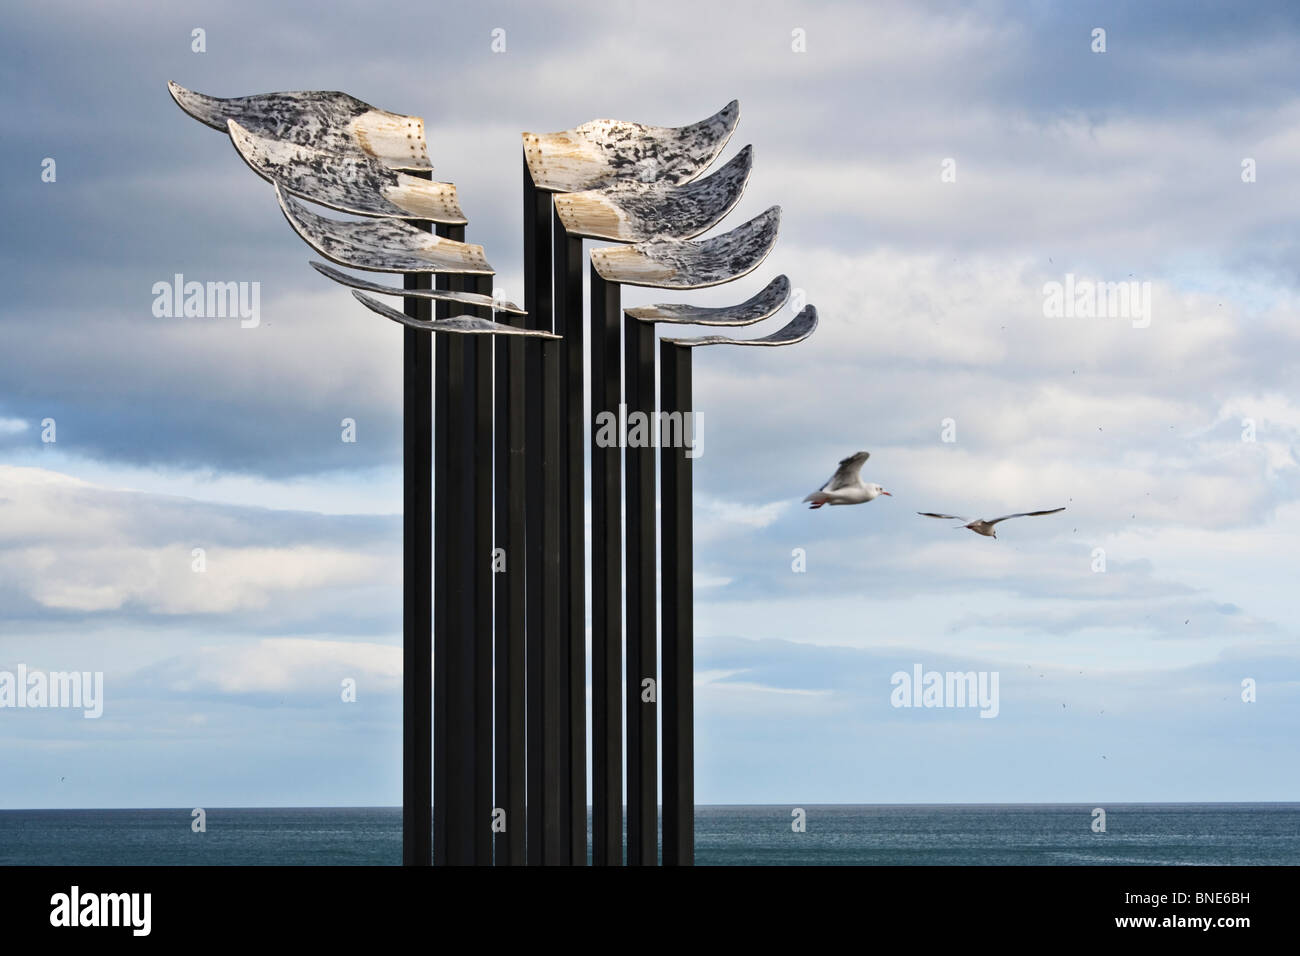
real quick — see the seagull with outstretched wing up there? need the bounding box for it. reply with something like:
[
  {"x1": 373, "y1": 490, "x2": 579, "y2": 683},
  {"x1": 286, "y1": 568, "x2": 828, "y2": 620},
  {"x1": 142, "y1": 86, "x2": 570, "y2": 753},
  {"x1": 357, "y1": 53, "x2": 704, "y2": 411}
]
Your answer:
[
  {"x1": 917, "y1": 507, "x2": 1065, "y2": 537},
  {"x1": 803, "y1": 451, "x2": 891, "y2": 509}
]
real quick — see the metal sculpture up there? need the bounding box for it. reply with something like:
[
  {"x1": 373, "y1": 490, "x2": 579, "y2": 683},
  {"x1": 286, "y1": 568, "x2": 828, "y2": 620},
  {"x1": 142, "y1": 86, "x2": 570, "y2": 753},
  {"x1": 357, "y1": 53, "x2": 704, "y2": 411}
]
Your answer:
[
  {"x1": 620, "y1": 275, "x2": 794, "y2": 863},
  {"x1": 585, "y1": 217, "x2": 779, "y2": 865},
  {"x1": 521, "y1": 104, "x2": 747, "y2": 864},
  {"x1": 526, "y1": 104, "x2": 770, "y2": 865},
  {"x1": 172, "y1": 84, "x2": 539, "y2": 869},
  {"x1": 656, "y1": 304, "x2": 818, "y2": 865},
  {"x1": 172, "y1": 83, "x2": 819, "y2": 868},
  {"x1": 519, "y1": 104, "x2": 751, "y2": 863}
]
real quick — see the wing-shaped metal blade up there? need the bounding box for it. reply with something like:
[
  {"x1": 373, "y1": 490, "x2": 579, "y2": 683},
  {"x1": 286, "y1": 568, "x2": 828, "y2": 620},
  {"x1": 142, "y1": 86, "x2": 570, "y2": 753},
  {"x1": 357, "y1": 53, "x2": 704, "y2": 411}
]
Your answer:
[
  {"x1": 228, "y1": 120, "x2": 464, "y2": 223},
  {"x1": 523, "y1": 100, "x2": 739, "y2": 192},
  {"x1": 168, "y1": 82, "x2": 431, "y2": 170},
  {"x1": 554, "y1": 146, "x2": 752, "y2": 241},
  {"x1": 309, "y1": 262, "x2": 524, "y2": 314},
  {"x1": 590, "y1": 206, "x2": 779, "y2": 290},
  {"x1": 351, "y1": 291, "x2": 557, "y2": 337},
  {"x1": 661, "y1": 304, "x2": 817, "y2": 347},
  {"x1": 277, "y1": 189, "x2": 493, "y2": 275},
  {"x1": 624, "y1": 275, "x2": 789, "y2": 326}
]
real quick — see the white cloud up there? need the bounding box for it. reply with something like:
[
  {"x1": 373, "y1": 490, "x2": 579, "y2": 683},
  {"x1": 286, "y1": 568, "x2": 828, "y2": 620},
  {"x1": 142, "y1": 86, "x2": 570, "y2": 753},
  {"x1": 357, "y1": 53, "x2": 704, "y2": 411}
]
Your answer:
[
  {"x1": 0, "y1": 466, "x2": 396, "y2": 617},
  {"x1": 152, "y1": 638, "x2": 401, "y2": 696},
  {"x1": 695, "y1": 495, "x2": 788, "y2": 544}
]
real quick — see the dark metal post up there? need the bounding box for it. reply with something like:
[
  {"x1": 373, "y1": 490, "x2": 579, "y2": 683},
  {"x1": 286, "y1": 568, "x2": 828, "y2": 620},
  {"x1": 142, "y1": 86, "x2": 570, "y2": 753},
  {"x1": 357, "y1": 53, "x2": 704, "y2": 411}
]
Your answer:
[
  {"x1": 402, "y1": 179, "x2": 434, "y2": 867},
  {"x1": 624, "y1": 315, "x2": 657, "y2": 865},
  {"x1": 437, "y1": 260, "x2": 494, "y2": 866},
  {"x1": 443, "y1": 326, "x2": 473, "y2": 864},
  {"x1": 590, "y1": 266, "x2": 623, "y2": 865},
  {"x1": 552, "y1": 217, "x2": 588, "y2": 864},
  {"x1": 540, "y1": 334, "x2": 566, "y2": 864},
  {"x1": 432, "y1": 248, "x2": 450, "y2": 868},
  {"x1": 434, "y1": 225, "x2": 475, "y2": 866},
  {"x1": 471, "y1": 278, "x2": 495, "y2": 865},
  {"x1": 523, "y1": 160, "x2": 563, "y2": 863},
  {"x1": 660, "y1": 340, "x2": 694, "y2": 866},
  {"x1": 494, "y1": 281, "x2": 527, "y2": 866}
]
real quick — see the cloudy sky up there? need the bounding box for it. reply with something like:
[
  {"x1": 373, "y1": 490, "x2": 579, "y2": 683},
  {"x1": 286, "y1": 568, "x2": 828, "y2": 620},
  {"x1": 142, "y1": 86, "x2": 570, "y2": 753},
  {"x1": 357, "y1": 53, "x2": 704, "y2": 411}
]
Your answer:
[{"x1": 2, "y1": 0, "x2": 1298, "y2": 808}]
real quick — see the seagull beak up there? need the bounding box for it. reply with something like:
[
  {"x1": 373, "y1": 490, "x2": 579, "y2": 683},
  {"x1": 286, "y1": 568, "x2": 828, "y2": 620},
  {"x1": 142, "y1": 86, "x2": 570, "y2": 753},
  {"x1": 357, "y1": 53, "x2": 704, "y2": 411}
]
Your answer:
[{"x1": 881, "y1": 490, "x2": 892, "y2": 496}]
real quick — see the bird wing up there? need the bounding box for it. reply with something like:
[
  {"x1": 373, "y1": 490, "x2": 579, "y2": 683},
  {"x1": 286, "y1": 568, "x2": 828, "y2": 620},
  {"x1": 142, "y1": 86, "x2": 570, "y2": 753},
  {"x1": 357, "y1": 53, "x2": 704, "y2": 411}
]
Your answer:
[
  {"x1": 985, "y1": 507, "x2": 1066, "y2": 526},
  {"x1": 917, "y1": 512, "x2": 967, "y2": 521},
  {"x1": 821, "y1": 451, "x2": 869, "y2": 491}
]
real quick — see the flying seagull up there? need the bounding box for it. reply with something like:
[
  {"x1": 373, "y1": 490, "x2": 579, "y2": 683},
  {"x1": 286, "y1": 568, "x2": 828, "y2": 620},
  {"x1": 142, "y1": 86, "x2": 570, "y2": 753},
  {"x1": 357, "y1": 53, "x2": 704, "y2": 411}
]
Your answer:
[
  {"x1": 917, "y1": 507, "x2": 1065, "y2": 537},
  {"x1": 803, "y1": 451, "x2": 891, "y2": 509}
]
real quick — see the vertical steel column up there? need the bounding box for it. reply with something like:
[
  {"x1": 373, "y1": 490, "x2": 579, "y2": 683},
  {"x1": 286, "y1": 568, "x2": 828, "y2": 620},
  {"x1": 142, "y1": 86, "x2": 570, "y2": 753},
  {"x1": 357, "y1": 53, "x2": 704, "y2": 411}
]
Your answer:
[
  {"x1": 552, "y1": 218, "x2": 588, "y2": 864},
  {"x1": 540, "y1": 334, "x2": 566, "y2": 865},
  {"x1": 440, "y1": 259, "x2": 493, "y2": 866},
  {"x1": 624, "y1": 316, "x2": 657, "y2": 865},
  {"x1": 435, "y1": 225, "x2": 475, "y2": 866},
  {"x1": 660, "y1": 341, "x2": 694, "y2": 866},
  {"x1": 443, "y1": 326, "x2": 474, "y2": 864},
  {"x1": 432, "y1": 241, "x2": 450, "y2": 867},
  {"x1": 523, "y1": 161, "x2": 563, "y2": 863},
  {"x1": 402, "y1": 176, "x2": 434, "y2": 867},
  {"x1": 590, "y1": 266, "x2": 623, "y2": 866},
  {"x1": 494, "y1": 281, "x2": 527, "y2": 866},
  {"x1": 471, "y1": 277, "x2": 495, "y2": 866}
]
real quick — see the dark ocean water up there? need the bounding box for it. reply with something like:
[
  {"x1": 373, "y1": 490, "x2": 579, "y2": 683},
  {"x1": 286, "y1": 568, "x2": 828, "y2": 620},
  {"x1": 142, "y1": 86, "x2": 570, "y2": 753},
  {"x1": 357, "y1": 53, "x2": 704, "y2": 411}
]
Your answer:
[{"x1": 1, "y1": 804, "x2": 1296, "y2": 865}]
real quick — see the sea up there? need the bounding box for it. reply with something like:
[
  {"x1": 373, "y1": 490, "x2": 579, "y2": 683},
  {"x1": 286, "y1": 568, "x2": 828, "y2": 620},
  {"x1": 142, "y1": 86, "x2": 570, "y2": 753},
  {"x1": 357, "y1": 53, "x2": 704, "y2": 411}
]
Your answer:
[{"x1": 1, "y1": 804, "x2": 1296, "y2": 865}]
